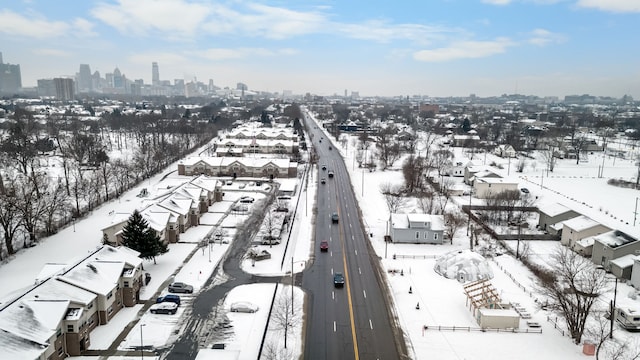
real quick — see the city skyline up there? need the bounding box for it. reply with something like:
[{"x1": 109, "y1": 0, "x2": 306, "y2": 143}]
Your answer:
[{"x1": 1, "y1": 0, "x2": 639, "y2": 97}]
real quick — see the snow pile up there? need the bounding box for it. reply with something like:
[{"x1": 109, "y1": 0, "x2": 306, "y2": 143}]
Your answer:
[{"x1": 433, "y1": 249, "x2": 494, "y2": 283}]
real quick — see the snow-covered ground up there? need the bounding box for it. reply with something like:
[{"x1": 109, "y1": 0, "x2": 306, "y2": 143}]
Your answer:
[{"x1": 4, "y1": 117, "x2": 640, "y2": 359}]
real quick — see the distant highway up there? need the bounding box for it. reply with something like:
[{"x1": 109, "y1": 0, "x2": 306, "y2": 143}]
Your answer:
[{"x1": 302, "y1": 113, "x2": 408, "y2": 360}]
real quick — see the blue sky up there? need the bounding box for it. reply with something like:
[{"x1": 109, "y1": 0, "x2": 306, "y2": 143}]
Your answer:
[{"x1": 1, "y1": 0, "x2": 639, "y2": 97}]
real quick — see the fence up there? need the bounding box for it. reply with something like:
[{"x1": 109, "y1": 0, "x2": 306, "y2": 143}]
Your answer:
[{"x1": 422, "y1": 325, "x2": 542, "y2": 334}]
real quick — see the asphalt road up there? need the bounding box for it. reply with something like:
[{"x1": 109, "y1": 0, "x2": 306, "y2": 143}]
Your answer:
[{"x1": 302, "y1": 116, "x2": 408, "y2": 360}]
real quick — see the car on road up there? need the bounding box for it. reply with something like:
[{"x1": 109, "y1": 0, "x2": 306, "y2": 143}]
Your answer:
[
  {"x1": 156, "y1": 294, "x2": 181, "y2": 306},
  {"x1": 150, "y1": 302, "x2": 178, "y2": 315},
  {"x1": 320, "y1": 240, "x2": 329, "y2": 251},
  {"x1": 230, "y1": 301, "x2": 259, "y2": 313},
  {"x1": 239, "y1": 196, "x2": 255, "y2": 203},
  {"x1": 320, "y1": 178, "x2": 326, "y2": 184},
  {"x1": 328, "y1": 146, "x2": 332, "y2": 150},
  {"x1": 333, "y1": 272, "x2": 345, "y2": 287},
  {"x1": 328, "y1": 171, "x2": 334, "y2": 178},
  {"x1": 321, "y1": 164, "x2": 327, "y2": 170},
  {"x1": 331, "y1": 212, "x2": 339, "y2": 223},
  {"x1": 520, "y1": 188, "x2": 530, "y2": 194},
  {"x1": 168, "y1": 282, "x2": 193, "y2": 294}
]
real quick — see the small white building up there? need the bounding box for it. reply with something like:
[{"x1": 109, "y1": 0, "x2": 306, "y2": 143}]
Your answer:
[
  {"x1": 473, "y1": 177, "x2": 519, "y2": 199},
  {"x1": 560, "y1": 215, "x2": 611, "y2": 249},
  {"x1": 477, "y1": 308, "x2": 520, "y2": 329}
]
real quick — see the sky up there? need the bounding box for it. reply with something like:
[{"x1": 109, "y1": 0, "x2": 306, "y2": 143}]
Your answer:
[{"x1": 1, "y1": 0, "x2": 640, "y2": 98}]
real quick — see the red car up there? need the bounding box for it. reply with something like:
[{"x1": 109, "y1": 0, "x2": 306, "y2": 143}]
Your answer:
[{"x1": 320, "y1": 240, "x2": 329, "y2": 252}]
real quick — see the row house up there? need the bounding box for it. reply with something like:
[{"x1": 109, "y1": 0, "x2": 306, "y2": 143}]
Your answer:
[
  {"x1": 226, "y1": 127, "x2": 298, "y2": 142},
  {"x1": 177, "y1": 157, "x2": 297, "y2": 179},
  {"x1": 0, "y1": 246, "x2": 143, "y2": 359},
  {"x1": 157, "y1": 195, "x2": 196, "y2": 233},
  {"x1": 101, "y1": 208, "x2": 171, "y2": 245},
  {"x1": 216, "y1": 138, "x2": 298, "y2": 155}
]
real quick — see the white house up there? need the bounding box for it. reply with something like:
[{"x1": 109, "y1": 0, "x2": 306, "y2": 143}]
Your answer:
[{"x1": 389, "y1": 213, "x2": 444, "y2": 244}]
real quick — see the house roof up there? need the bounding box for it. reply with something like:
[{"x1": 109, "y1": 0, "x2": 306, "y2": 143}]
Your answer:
[
  {"x1": 0, "y1": 329, "x2": 48, "y2": 359},
  {"x1": 594, "y1": 230, "x2": 638, "y2": 249},
  {"x1": 610, "y1": 254, "x2": 637, "y2": 269},
  {"x1": 190, "y1": 175, "x2": 220, "y2": 192},
  {"x1": 563, "y1": 215, "x2": 603, "y2": 232},
  {"x1": 92, "y1": 245, "x2": 142, "y2": 269},
  {"x1": 538, "y1": 202, "x2": 576, "y2": 217},
  {"x1": 58, "y1": 260, "x2": 124, "y2": 296},
  {"x1": 27, "y1": 278, "x2": 96, "y2": 306},
  {"x1": 34, "y1": 263, "x2": 67, "y2": 284},
  {"x1": 158, "y1": 196, "x2": 193, "y2": 216},
  {"x1": 0, "y1": 299, "x2": 69, "y2": 345},
  {"x1": 475, "y1": 177, "x2": 517, "y2": 185},
  {"x1": 180, "y1": 156, "x2": 292, "y2": 168},
  {"x1": 391, "y1": 213, "x2": 445, "y2": 231}
]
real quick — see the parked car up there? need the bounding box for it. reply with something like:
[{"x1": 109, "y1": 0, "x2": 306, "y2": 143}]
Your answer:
[
  {"x1": 520, "y1": 188, "x2": 530, "y2": 194},
  {"x1": 320, "y1": 240, "x2": 329, "y2": 251},
  {"x1": 168, "y1": 282, "x2": 193, "y2": 294},
  {"x1": 328, "y1": 171, "x2": 334, "y2": 178},
  {"x1": 150, "y1": 302, "x2": 178, "y2": 315},
  {"x1": 331, "y1": 212, "x2": 339, "y2": 223},
  {"x1": 230, "y1": 301, "x2": 259, "y2": 313},
  {"x1": 239, "y1": 196, "x2": 255, "y2": 203},
  {"x1": 321, "y1": 178, "x2": 326, "y2": 184},
  {"x1": 333, "y1": 272, "x2": 345, "y2": 287},
  {"x1": 156, "y1": 294, "x2": 181, "y2": 306}
]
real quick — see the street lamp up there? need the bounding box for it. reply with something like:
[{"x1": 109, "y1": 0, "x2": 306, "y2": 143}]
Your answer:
[{"x1": 140, "y1": 323, "x2": 146, "y2": 359}]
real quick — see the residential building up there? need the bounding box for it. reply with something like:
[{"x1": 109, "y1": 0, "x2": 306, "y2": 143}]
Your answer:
[
  {"x1": 560, "y1": 215, "x2": 611, "y2": 249},
  {"x1": 473, "y1": 177, "x2": 518, "y2": 199},
  {"x1": 389, "y1": 213, "x2": 444, "y2": 244},
  {"x1": 591, "y1": 231, "x2": 640, "y2": 278},
  {"x1": 537, "y1": 202, "x2": 581, "y2": 233},
  {"x1": 54, "y1": 78, "x2": 75, "y2": 101}
]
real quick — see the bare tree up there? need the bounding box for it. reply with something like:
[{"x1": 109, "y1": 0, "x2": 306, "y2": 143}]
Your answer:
[
  {"x1": 432, "y1": 149, "x2": 454, "y2": 176},
  {"x1": 402, "y1": 155, "x2": 428, "y2": 194},
  {"x1": 375, "y1": 126, "x2": 401, "y2": 170},
  {"x1": 379, "y1": 182, "x2": 408, "y2": 213},
  {"x1": 270, "y1": 286, "x2": 301, "y2": 349},
  {"x1": 535, "y1": 246, "x2": 608, "y2": 344},
  {"x1": 416, "y1": 190, "x2": 436, "y2": 214},
  {"x1": 540, "y1": 143, "x2": 558, "y2": 173},
  {"x1": 444, "y1": 211, "x2": 465, "y2": 243}
]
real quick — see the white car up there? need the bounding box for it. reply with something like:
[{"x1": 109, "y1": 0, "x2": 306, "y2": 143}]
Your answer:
[
  {"x1": 230, "y1": 301, "x2": 259, "y2": 313},
  {"x1": 150, "y1": 302, "x2": 178, "y2": 315}
]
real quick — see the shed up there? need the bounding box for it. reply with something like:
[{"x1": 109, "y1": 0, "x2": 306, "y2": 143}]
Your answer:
[
  {"x1": 537, "y1": 202, "x2": 581, "y2": 233},
  {"x1": 477, "y1": 308, "x2": 520, "y2": 329},
  {"x1": 610, "y1": 254, "x2": 636, "y2": 280}
]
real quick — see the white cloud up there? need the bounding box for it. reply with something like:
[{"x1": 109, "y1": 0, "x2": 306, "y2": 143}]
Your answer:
[
  {"x1": 31, "y1": 48, "x2": 71, "y2": 57},
  {"x1": 528, "y1": 28, "x2": 566, "y2": 46},
  {"x1": 91, "y1": 0, "x2": 211, "y2": 36},
  {"x1": 413, "y1": 38, "x2": 514, "y2": 62},
  {"x1": 198, "y1": 48, "x2": 298, "y2": 61},
  {"x1": 482, "y1": 0, "x2": 512, "y2": 5},
  {"x1": 202, "y1": 3, "x2": 326, "y2": 39},
  {"x1": 0, "y1": 9, "x2": 69, "y2": 38},
  {"x1": 72, "y1": 18, "x2": 97, "y2": 37},
  {"x1": 576, "y1": 0, "x2": 640, "y2": 13},
  {"x1": 337, "y1": 21, "x2": 461, "y2": 45}
]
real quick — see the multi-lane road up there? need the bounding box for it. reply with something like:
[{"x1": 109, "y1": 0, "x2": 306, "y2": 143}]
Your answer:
[{"x1": 302, "y1": 116, "x2": 408, "y2": 360}]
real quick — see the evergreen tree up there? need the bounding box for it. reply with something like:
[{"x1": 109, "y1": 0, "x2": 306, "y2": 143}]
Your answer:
[{"x1": 121, "y1": 210, "x2": 168, "y2": 264}]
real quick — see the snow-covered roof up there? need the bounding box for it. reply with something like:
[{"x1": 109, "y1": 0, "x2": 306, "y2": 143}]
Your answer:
[
  {"x1": 179, "y1": 156, "x2": 292, "y2": 168},
  {"x1": 190, "y1": 175, "x2": 220, "y2": 192},
  {"x1": 58, "y1": 261, "x2": 124, "y2": 296},
  {"x1": 0, "y1": 329, "x2": 48, "y2": 359},
  {"x1": 475, "y1": 177, "x2": 517, "y2": 185},
  {"x1": 391, "y1": 213, "x2": 444, "y2": 231},
  {"x1": 92, "y1": 245, "x2": 142, "y2": 269},
  {"x1": 538, "y1": 202, "x2": 576, "y2": 217},
  {"x1": 34, "y1": 263, "x2": 67, "y2": 283},
  {"x1": 593, "y1": 230, "x2": 638, "y2": 249},
  {"x1": 158, "y1": 196, "x2": 193, "y2": 216},
  {"x1": 27, "y1": 278, "x2": 96, "y2": 306},
  {"x1": 563, "y1": 215, "x2": 603, "y2": 232},
  {"x1": 140, "y1": 207, "x2": 172, "y2": 231},
  {"x1": 610, "y1": 254, "x2": 637, "y2": 269},
  {"x1": 0, "y1": 299, "x2": 69, "y2": 345}
]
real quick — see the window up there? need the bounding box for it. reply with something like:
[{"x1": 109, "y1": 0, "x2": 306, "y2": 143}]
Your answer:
[
  {"x1": 67, "y1": 325, "x2": 74, "y2": 332},
  {"x1": 56, "y1": 328, "x2": 62, "y2": 338},
  {"x1": 107, "y1": 291, "x2": 113, "y2": 299},
  {"x1": 424, "y1": 232, "x2": 428, "y2": 239},
  {"x1": 415, "y1": 231, "x2": 419, "y2": 239},
  {"x1": 58, "y1": 347, "x2": 64, "y2": 356},
  {"x1": 124, "y1": 281, "x2": 129, "y2": 287},
  {"x1": 434, "y1": 233, "x2": 439, "y2": 241},
  {"x1": 108, "y1": 306, "x2": 113, "y2": 314},
  {"x1": 87, "y1": 301, "x2": 94, "y2": 310}
]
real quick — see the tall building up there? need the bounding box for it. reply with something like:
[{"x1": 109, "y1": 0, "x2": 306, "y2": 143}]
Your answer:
[
  {"x1": 152, "y1": 62, "x2": 160, "y2": 85},
  {"x1": 0, "y1": 52, "x2": 22, "y2": 94},
  {"x1": 77, "y1": 64, "x2": 93, "y2": 93},
  {"x1": 113, "y1": 67, "x2": 123, "y2": 88},
  {"x1": 54, "y1": 78, "x2": 75, "y2": 100},
  {"x1": 37, "y1": 79, "x2": 56, "y2": 97}
]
